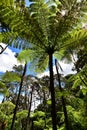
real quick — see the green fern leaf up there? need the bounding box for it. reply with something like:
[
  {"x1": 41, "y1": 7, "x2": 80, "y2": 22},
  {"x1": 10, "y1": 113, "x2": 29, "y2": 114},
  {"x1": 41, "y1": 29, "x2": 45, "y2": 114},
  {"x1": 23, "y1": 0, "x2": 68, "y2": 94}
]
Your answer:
[{"x1": 2, "y1": 71, "x2": 21, "y2": 82}]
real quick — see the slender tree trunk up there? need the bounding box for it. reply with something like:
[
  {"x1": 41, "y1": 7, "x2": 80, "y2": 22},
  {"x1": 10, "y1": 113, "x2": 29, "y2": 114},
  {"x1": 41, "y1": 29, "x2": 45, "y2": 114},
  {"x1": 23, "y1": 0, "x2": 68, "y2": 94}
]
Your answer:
[
  {"x1": 55, "y1": 59, "x2": 69, "y2": 130},
  {"x1": 49, "y1": 54, "x2": 57, "y2": 130},
  {"x1": 26, "y1": 86, "x2": 34, "y2": 130},
  {"x1": 10, "y1": 63, "x2": 27, "y2": 130},
  {"x1": 24, "y1": 87, "x2": 28, "y2": 110},
  {"x1": 43, "y1": 91, "x2": 47, "y2": 128},
  {"x1": 31, "y1": 119, "x2": 34, "y2": 130}
]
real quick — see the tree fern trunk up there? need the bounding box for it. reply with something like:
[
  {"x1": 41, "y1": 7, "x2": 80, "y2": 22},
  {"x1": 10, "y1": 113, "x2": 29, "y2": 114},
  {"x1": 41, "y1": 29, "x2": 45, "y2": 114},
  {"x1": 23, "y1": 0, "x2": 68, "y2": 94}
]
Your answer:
[
  {"x1": 49, "y1": 54, "x2": 57, "y2": 130},
  {"x1": 10, "y1": 63, "x2": 27, "y2": 130},
  {"x1": 55, "y1": 59, "x2": 69, "y2": 130}
]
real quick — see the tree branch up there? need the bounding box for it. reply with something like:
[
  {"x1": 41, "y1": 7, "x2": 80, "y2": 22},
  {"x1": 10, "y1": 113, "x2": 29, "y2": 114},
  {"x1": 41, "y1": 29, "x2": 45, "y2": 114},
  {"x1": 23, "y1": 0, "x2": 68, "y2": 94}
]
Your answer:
[{"x1": 0, "y1": 44, "x2": 9, "y2": 54}]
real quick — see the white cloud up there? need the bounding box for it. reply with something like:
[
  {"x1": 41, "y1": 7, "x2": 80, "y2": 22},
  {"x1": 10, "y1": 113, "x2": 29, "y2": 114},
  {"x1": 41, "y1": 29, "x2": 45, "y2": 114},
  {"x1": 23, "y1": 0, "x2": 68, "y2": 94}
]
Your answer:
[
  {"x1": 37, "y1": 61, "x2": 76, "y2": 78},
  {"x1": 0, "y1": 43, "x2": 76, "y2": 76},
  {"x1": 0, "y1": 43, "x2": 20, "y2": 72},
  {"x1": 55, "y1": 61, "x2": 76, "y2": 75},
  {"x1": 37, "y1": 70, "x2": 49, "y2": 78}
]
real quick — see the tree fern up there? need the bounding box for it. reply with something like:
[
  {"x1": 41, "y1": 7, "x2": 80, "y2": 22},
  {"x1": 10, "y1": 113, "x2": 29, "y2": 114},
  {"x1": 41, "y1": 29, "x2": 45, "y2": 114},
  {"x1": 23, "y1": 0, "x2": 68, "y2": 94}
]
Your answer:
[
  {"x1": 0, "y1": 0, "x2": 87, "y2": 50},
  {"x1": 0, "y1": 0, "x2": 87, "y2": 129}
]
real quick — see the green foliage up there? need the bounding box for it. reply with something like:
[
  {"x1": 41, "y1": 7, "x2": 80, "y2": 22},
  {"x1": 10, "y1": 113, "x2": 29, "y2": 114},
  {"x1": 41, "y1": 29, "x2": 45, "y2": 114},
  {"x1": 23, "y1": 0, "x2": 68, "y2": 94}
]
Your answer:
[
  {"x1": 31, "y1": 111, "x2": 46, "y2": 130},
  {"x1": 0, "y1": 101, "x2": 29, "y2": 130},
  {"x1": 71, "y1": 29, "x2": 87, "y2": 48},
  {"x1": 0, "y1": 101, "x2": 15, "y2": 115},
  {"x1": 34, "y1": 120, "x2": 45, "y2": 130},
  {"x1": 58, "y1": 126, "x2": 65, "y2": 130},
  {"x1": 32, "y1": 111, "x2": 45, "y2": 118},
  {"x1": 66, "y1": 104, "x2": 86, "y2": 129},
  {"x1": 0, "y1": 110, "x2": 8, "y2": 121},
  {"x1": 47, "y1": 99, "x2": 51, "y2": 105},
  {"x1": 0, "y1": 81, "x2": 9, "y2": 95},
  {"x1": 0, "y1": 0, "x2": 87, "y2": 75},
  {"x1": 0, "y1": 1, "x2": 87, "y2": 130},
  {"x1": 68, "y1": 64, "x2": 87, "y2": 95},
  {"x1": 16, "y1": 110, "x2": 28, "y2": 121},
  {"x1": 55, "y1": 90, "x2": 70, "y2": 99},
  {"x1": 0, "y1": 0, "x2": 87, "y2": 49},
  {"x1": 17, "y1": 49, "x2": 33, "y2": 63},
  {"x1": 0, "y1": 0, "x2": 14, "y2": 7},
  {"x1": 2, "y1": 71, "x2": 21, "y2": 82},
  {"x1": 18, "y1": 48, "x2": 49, "y2": 73},
  {"x1": 0, "y1": 101, "x2": 15, "y2": 130}
]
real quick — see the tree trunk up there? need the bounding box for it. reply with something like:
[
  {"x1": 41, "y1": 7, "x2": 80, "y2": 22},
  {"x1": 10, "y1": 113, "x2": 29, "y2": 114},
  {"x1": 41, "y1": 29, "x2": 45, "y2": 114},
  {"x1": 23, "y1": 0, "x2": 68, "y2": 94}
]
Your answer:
[
  {"x1": 55, "y1": 59, "x2": 69, "y2": 130},
  {"x1": 31, "y1": 119, "x2": 34, "y2": 130},
  {"x1": 49, "y1": 54, "x2": 57, "y2": 130},
  {"x1": 10, "y1": 63, "x2": 27, "y2": 130},
  {"x1": 26, "y1": 86, "x2": 34, "y2": 130},
  {"x1": 43, "y1": 91, "x2": 47, "y2": 128}
]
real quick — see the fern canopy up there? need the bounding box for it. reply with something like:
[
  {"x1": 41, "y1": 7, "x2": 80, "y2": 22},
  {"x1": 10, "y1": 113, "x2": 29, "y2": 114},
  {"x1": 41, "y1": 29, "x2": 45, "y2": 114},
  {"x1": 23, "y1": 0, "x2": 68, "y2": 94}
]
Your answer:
[{"x1": 0, "y1": 0, "x2": 87, "y2": 72}]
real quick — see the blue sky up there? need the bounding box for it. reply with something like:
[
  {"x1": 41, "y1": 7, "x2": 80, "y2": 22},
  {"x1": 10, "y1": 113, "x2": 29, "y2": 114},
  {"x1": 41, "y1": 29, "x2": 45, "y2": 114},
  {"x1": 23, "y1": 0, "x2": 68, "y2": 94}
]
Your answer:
[
  {"x1": 0, "y1": 42, "x2": 76, "y2": 102},
  {"x1": 25, "y1": 0, "x2": 31, "y2": 6},
  {"x1": 0, "y1": 0, "x2": 77, "y2": 76},
  {"x1": 0, "y1": 43, "x2": 21, "y2": 73},
  {"x1": 0, "y1": 0, "x2": 77, "y2": 101},
  {"x1": 0, "y1": 43, "x2": 76, "y2": 76}
]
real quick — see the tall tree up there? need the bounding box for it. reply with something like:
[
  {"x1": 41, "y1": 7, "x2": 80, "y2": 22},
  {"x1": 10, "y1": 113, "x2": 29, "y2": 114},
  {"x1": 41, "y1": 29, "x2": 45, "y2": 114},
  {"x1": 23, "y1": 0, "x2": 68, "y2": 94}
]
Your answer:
[
  {"x1": 0, "y1": 0, "x2": 87, "y2": 129},
  {"x1": 55, "y1": 59, "x2": 69, "y2": 130},
  {"x1": 10, "y1": 63, "x2": 27, "y2": 130}
]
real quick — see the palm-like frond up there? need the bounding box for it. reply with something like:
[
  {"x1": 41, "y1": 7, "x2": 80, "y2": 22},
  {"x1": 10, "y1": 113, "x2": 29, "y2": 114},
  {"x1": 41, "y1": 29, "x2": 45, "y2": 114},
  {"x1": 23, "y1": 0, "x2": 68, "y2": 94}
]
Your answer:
[
  {"x1": 0, "y1": 0, "x2": 87, "y2": 50},
  {"x1": 68, "y1": 64, "x2": 87, "y2": 95},
  {"x1": 0, "y1": 0, "x2": 87, "y2": 72},
  {"x1": 18, "y1": 47, "x2": 49, "y2": 73},
  {"x1": 54, "y1": 28, "x2": 87, "y2": 62}
]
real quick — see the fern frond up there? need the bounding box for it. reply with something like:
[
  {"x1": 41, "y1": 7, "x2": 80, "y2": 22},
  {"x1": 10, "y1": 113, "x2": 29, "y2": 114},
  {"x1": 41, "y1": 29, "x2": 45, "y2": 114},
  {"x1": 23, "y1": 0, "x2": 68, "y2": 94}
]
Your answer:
[
  {"x1": 18, "y1": 48, "x2": 48, "y2": 73},
  {"x1": 68, "y1": 64, "x2": 87, "y2": 94},
  {"x1": 2, "y1": 71, "x2": 21, "y2": 82}
]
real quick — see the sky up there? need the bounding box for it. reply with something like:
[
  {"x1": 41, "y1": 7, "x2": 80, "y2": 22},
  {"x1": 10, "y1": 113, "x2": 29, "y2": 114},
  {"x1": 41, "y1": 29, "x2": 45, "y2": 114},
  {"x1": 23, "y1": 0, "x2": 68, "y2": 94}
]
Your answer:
[
  {"x1": 25, "y1": 0, "x2": 31, "y2": 6},
  {"x1": 37, "y1": 61, "x2": 76, "y2": 78},
  {"x1": 0, "y1": 0, "x2": 76, "y2": 75},
  {"x1": 0, "y1": 43, "x2": 20, "y2": 73},
  {"x1": 0, "y1": 43, "x2": 76, "y2": 76},
  {"x1": 0, "y1": 0, "x2": 76, "y2": 102},
  {"x1": 0, "y1": 42, "x2": 76, "y2": 102}
]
